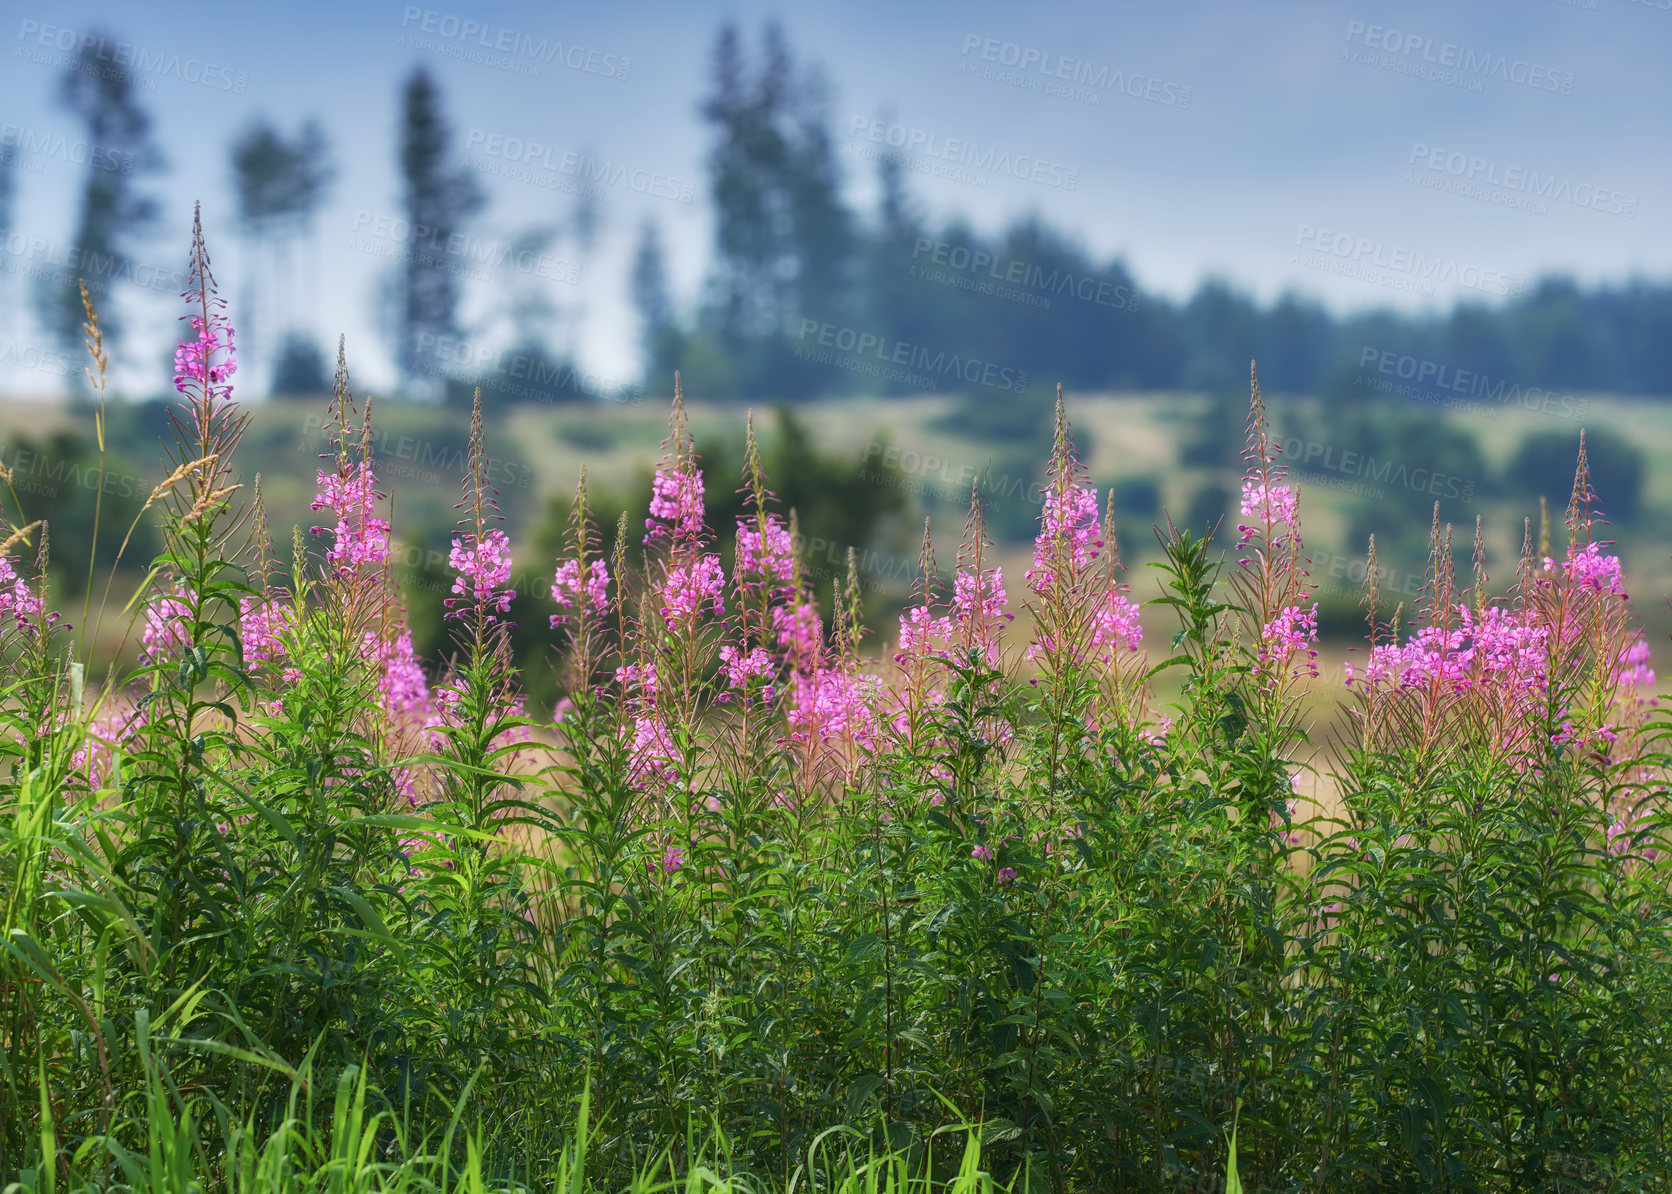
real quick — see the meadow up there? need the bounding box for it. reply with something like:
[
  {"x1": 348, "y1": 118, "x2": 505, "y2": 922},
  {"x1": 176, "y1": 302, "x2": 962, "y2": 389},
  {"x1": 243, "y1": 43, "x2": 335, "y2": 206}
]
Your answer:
[{"x1": 2, "y1": 214, "x2": 1670, "y2": 1192}]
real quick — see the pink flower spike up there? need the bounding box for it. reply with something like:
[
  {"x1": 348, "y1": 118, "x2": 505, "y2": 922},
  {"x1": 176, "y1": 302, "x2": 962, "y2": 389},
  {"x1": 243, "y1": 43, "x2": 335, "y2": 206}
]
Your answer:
[{"x1": 446, "y1": 528, "x2": 516, "y2": 622}]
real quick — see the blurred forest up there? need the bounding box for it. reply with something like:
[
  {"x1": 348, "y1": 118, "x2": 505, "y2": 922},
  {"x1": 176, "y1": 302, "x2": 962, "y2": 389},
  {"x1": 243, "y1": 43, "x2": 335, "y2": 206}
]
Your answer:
[{"x1": 6, "y1": 22, "x2": 1667, "y2": 413}]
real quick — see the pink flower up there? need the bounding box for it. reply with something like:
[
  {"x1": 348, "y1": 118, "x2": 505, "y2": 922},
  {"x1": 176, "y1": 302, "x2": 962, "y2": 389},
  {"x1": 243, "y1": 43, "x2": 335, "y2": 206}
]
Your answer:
[
  {"x1": 718, "y1": 644, "x2": 776, "y2": 696},
  {"x1": 951, "y1": 566, "x2": 1012, "y2": 659},
  {"x1": 971, "y1": 844, "x2": 994, "y2": 862},
  {"x1": 1237, "y1": 481, "x2": 1297, "y2": 547},
  {"x1": 736, "y1": 514, "x2": 796, "y2": 585},
  {"x1": 626, "y1": 713, "x2": 679, "y2": 787},
  {"x1": 658, "y1": 554, "x2": 725, "y2": 623},
  {"x1": 895, "y1": 604, "x2": 952, "y2": 664},
  {"x1": 0, "y1": 554, "x2": 45, "y2": 632},
  {"x1": 1546, "y1": 542, "x2": 1626, "y2": 598},
  {"x1": 652, "y1": 845, "x2": 685, "y2": 874},
  {"x1": 1090, "y1": 589, "x2": 1144, "y2": 662},
  {"x1": 1619, "y1": 636, "x2": 1657, "y2": 707},
  {"x1": 368, "y1": 628, "x2": 432, "y2": 723},
  {"x1": 174, "y1": 215, "x2": 238, "y2": 411},
  {"x1": 1258, "y1": 604, "x2": 1320, "y2": 677},
  {"x1": 446, "y1": 528, "x2": 515, "y2": 621},
  {"x1": 774, "y1": 603, "x2": 824, "y2": 664},
  {"x1": 786, "y1": 668, "x2": 882, "y2": 747},
  {"x1": 616, "y1": 661, "x2": 661, "y2": 705},
  {"x1": 238, "y1": 596, "x2": 291, "y2": 668},
  {"x1": 142, "y1": 586, "x2": 195, "y2": 661},
  {"x1": 550, "y1": 557, "x2": 610, "y2": 622},
  {"x1": 645, "y1": 466, "x2": 705, "y2": 543},
  {"x1": 997, "y1": 866, "x2": 1017, "y2": 884},
  {"x1": 310, "y1": 462, "x2": 391, "y2": 573},
  {"x1": 1026, "y1": 485, "x2": 1102, "y2": 590}
]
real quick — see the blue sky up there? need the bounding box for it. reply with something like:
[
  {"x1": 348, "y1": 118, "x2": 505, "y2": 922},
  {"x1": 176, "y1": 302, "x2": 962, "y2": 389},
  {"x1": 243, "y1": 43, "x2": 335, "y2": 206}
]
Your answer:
[{"x1": 0, "y1": 0, "x2": 1667, "y2": 396}]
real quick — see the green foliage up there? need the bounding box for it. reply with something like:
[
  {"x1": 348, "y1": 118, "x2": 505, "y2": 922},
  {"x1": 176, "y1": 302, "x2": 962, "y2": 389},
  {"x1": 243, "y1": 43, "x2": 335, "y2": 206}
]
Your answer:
[
  {"x1": 5, "y1": 305, "x2": 1672, "y2": 1192},
  {"x1": 0, "y1": 429, "x2": 159, "y2": 596}
]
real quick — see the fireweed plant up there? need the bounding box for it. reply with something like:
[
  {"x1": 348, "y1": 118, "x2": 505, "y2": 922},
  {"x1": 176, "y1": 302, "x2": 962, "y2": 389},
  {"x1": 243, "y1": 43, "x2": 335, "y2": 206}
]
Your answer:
[{"x1": 1, "y1": 213, "x2": 1670, "y2": 1192}]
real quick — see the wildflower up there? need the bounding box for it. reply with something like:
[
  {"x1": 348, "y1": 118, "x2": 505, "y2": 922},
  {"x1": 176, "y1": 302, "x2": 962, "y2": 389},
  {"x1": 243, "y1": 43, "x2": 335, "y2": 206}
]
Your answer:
[
  {"x1": 174, "y1": 207, "x2": 238, "y2": 413},
  {"x1": 626, "y1": 713, "x2": 679, "y2": 787},
  {"x1": 369, "y1": 628, "x2": 432, "y2": 722},
  {"x1": 774, "y1": 602, "x2": 824, "y2": 663},
  {"x1": 652, "y1": 845, "x2": 685, "y2": 874},
  {"x1": 895, "y1": 603, "x2": 952, "y2": 664},
  {"x1": 238, "y1": 596, "x2": 291, "y2": 668},
  {"x1": 1546, "y1": 541, "x2": 1626, "y2": 597},
  {"x1": 736, "y1": 514, "x2": 796, "y2": 585},
  {"x1": 0, "y1": 554, "x2": 44, "y2": 631},
  {"x1": 616, "y1": 661, "x2": 661, "y2": 705},
  {"x1": 550, "y1": 557, "x2": 610, "y2": 622},
  {"x1": 645, "y1": 466, "x2": 705, "y2": 544},
  {"x1": 971, "y1": 844, "x2": 994, "y2": 862},
  {"x1": 718, "y1": 644, "x2": 776, "y2": 697},
  {"x1": 1620, "y1": 636, "x2": 1657, "y2": 707},
  {"x1": 1257, "y1": 604, "x2": 1320, "y2": 677},
  {"x1": 309, "y1": 462, "x2": 391, "y2": 572},
  {"x1": 1026, "y1": 484, "x2": 1102, "y2": 591},
  {"x1": 446, "y1": 527, "x2": 516, "y2": 621},
  {"x1": 786, "y1": 668, "x2": 882, "y2": 748},
  {"x1": 1090, "y1": 588, "x2": 1143, "y2": 662},
  {"x1": 658, "y1": 554, "x2": 725, "y2": 623},
  {"x1": 141, "y1": 586, "x2": 195, "y2": 661},
  {"x1": 1140, "y1": 717, "x2": 1171, "y2": 747},
  {"x1": 1237, "y1": 480, "x2": 1298, "y2": 548}
]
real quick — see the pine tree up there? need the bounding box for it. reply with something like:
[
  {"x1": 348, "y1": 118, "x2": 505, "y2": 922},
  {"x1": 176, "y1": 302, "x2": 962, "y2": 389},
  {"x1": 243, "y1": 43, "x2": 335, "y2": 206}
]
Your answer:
[
  {"x1": 631, "y1": 219, "x2": 677, "y2": 383},
  {"x1": 397, "y1": 68, "x2": 484, "y2": 400},
  {"x1": 231, "y1": 117, "x2": 334, "y2": 393},
  {"x1": 697, "y1": 21, "x2": 855, "y2": 397},
  {"x1": 38, "y1": 34, "x2": 161, "y2": 369}
]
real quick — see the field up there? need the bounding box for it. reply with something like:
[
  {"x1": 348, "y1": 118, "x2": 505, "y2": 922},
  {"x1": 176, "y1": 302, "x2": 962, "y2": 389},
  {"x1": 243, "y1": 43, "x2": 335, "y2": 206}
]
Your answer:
[{"x1": 2, "y1": 237, "x2": 1671, "y2": 1191}]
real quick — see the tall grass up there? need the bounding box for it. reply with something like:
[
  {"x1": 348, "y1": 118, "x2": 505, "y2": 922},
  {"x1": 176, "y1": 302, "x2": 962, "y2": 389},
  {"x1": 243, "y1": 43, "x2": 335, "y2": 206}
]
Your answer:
[{"x1": 1, "y1": 210, "x2": 1668, "y2": 1191}]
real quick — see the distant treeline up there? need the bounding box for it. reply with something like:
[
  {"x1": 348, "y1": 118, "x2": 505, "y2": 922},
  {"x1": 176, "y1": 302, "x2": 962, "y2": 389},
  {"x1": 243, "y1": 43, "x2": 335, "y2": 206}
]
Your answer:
[
  {"x1": 620, "y1": 25, "x2": 1671, "y2": 406},
  {"x1": 15, "y1": 18, "x2": 1667, "y2": 408}
]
